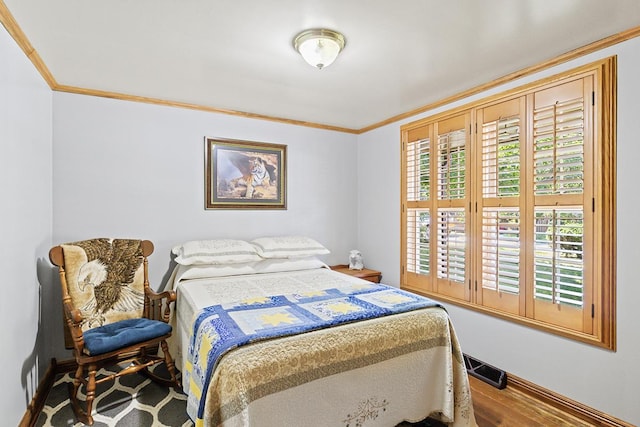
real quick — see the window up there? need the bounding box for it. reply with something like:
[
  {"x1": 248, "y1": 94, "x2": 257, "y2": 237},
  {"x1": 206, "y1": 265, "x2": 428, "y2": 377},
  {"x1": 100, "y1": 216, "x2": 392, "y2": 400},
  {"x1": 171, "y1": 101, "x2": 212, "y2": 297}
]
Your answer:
[{"x1": 400, "y1": 57, "x2": 616, "y2": 349}]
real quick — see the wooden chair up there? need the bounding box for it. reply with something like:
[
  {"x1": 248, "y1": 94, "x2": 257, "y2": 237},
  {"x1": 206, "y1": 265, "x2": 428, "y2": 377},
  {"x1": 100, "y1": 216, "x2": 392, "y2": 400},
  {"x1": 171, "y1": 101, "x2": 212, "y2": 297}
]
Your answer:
[{"x1": 49, "y1": 238, "x2": 180, "y2": 425}]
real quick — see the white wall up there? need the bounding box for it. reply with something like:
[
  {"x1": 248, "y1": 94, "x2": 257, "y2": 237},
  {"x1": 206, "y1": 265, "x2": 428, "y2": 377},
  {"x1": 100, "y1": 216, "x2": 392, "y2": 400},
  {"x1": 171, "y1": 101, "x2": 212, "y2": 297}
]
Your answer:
[
  {"x1": 52, "y1": 92, "x2": 359, "y2": 309},
  {"x1": 0, "y1": 25, "x2": 53, "y2": 426},
  {"x1": 357, "y1": 37, "x2": 640, "y2": 425},
  {"x1": 356, "y1": 124, "x2": 401, "y2": 283}
]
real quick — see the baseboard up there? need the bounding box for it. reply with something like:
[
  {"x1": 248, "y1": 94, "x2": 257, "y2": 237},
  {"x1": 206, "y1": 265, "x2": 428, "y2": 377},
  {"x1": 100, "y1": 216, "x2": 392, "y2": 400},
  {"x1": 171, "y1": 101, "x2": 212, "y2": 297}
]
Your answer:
[
  {"x1": 507, "y1": 373, "x2": 634, "y2": 427},
  {"x1": 18, "y1": 358, "x2": 58, "y2": 427},
  {"x1": 54, "y1": 357, "x2": 79, "y2": 373}
]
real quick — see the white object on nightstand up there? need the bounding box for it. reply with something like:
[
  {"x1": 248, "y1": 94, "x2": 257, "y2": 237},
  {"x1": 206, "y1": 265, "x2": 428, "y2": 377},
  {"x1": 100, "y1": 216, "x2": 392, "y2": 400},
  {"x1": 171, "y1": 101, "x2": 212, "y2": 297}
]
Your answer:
[{"x1": 348, "y1": 249, "x2": 363, "y2": 270}]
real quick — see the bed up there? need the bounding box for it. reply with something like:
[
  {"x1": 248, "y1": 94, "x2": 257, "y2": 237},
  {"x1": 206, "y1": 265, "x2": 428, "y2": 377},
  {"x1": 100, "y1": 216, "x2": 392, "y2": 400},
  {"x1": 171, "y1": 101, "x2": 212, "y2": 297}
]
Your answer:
[{"x1": 166, "y1": 237, "x2": 476, "y2": 427}]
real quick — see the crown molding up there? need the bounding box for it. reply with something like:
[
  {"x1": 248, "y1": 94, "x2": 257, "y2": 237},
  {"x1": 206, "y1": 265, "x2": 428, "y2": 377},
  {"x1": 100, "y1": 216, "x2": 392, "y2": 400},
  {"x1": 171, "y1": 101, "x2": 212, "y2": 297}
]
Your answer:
[{"x1": 2, "y1": 1, "x2": 639, "y2": 135}]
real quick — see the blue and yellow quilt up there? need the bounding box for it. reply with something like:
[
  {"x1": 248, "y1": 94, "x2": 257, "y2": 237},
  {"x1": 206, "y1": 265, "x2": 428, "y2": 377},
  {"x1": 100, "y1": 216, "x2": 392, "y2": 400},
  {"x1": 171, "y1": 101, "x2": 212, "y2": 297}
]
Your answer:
[{"x1": 184, "y1": 281, "x2": 440, "y2": 424}]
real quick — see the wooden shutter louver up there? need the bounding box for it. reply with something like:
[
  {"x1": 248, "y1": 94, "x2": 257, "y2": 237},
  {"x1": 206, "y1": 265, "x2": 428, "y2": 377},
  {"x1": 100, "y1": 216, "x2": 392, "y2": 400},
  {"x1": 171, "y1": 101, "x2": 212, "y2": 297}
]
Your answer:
[
  {"x1": 438, "y1": 129, "x2": 466, "y2": 200},
  {"x1": 406, "y1": 138, "x2": 430, "y2": 201},
  {"x1": 406, "y1": 209, "x2": 430, "y2": 274},
  {"x1": 533, "y1": 96, "x2": 584, "y2": 196},
  {"x1": 482, "y1": 116, "x2": 521, "y2": 198},
  {"x1": 437, "y1": 208, "x2": 466, "y2": 282},
  {"x1": 482, "y1": 208, "x2": 520, "y2": 294},
  {"x1": 533, "y1": 208, "x2": 584, "y2": 307}
]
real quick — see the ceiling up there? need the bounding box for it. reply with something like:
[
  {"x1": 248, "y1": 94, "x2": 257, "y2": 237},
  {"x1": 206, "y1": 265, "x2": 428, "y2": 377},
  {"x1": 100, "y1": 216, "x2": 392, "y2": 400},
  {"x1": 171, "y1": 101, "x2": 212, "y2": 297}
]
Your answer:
[{"x1": 3, "y1": 0, "x2": 640, "y2": 131}]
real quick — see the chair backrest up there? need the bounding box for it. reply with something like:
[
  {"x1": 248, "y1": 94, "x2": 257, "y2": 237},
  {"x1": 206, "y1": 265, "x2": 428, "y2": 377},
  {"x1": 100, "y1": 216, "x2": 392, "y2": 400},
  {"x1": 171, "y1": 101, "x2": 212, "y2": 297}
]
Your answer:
[{"x1": 50, "y1": 238, "x2": 153, "y2": 332}]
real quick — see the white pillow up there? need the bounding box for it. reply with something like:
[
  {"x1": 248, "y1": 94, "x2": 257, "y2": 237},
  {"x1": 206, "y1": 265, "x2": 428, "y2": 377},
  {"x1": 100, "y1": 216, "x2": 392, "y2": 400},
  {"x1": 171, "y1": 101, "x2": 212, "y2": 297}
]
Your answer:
[
  {"x1": 172, "y1": 257, "x2": 328, "y2": 282},
  {"x1": 252, "y1": 257, "x2": 329, "y2": 274},
  {"x1": 251, "y1": 236, "x2": 330, "y2": 259},
  {"x1": 172, "y1": 239, "x2": 262, "y2": 265},
  {"x1": 172, "y1": 262, "x2": 260, "y2": 281}
]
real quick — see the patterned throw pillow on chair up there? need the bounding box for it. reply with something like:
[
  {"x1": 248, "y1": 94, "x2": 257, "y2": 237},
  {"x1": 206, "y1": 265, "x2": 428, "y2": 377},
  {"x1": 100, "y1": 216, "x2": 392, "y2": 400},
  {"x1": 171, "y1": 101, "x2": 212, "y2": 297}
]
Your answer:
[{"x1": 60, "y1": 238, "x2": 146, "y2": 332}]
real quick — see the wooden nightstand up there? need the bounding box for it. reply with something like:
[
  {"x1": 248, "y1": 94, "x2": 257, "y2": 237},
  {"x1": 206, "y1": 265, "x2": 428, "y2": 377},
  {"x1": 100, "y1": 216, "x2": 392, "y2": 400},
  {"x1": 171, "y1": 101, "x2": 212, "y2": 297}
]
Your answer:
[{"x1": 330, "y1": 264, "x2": 382, "y2": 283}]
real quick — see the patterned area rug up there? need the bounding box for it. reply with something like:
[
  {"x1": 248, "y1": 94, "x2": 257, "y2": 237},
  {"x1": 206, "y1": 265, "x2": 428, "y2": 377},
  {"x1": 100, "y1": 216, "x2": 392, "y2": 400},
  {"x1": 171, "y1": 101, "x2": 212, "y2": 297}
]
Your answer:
[
  {"x1": 35, "y1": 363, "x2": 446, "y2": 427},
  {"x1": 35, "y1": 364, "x2": 192, "y2": 427}
]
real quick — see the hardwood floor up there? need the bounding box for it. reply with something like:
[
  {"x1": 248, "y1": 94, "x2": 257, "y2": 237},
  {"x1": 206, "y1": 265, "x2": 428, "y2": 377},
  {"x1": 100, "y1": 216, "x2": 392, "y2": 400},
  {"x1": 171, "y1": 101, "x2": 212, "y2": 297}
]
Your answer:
[{"x1": 469, "y1": 376, "x2": 593, "y2": 426}]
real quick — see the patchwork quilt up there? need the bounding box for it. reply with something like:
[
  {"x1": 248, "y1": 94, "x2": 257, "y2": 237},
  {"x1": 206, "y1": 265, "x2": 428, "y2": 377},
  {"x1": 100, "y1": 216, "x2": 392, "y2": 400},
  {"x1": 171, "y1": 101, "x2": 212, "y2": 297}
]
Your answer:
[{"x1": 184, "y1": 282, "x2": 441, "y2": 424}]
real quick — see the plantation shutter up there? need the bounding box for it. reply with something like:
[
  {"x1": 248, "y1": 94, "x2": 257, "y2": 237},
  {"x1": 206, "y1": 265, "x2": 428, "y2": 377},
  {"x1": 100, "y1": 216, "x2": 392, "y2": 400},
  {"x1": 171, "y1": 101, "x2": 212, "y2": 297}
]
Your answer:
[
  {"x1": 402, "y1": 125, "x2": 433, "y2": 291},
  {"x1": 475, "y1": 98, "x2": 525, "y2": 314},
  {"x1": 526, "y1": 77, "x2": 594, "y2": 333},
  {"x1": 401, "y1": 58, "x2": 615, "y2": 348},
  {"x1": 434, "y1": 114, "x2": 470, "y2": 301}
]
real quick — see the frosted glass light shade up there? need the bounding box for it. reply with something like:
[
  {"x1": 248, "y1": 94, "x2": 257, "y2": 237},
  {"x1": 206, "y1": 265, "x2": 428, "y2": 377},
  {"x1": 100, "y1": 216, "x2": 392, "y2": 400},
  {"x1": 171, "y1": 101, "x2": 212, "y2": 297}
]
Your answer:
[{"x1": 293, "y1": 29, "x2": 346, "y2": 70}]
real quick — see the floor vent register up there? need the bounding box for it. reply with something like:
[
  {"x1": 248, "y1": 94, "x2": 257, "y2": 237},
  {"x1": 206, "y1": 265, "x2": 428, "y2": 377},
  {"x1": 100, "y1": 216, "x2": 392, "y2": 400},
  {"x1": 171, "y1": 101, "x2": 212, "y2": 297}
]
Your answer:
[{"x1": 463, "y1": 353, "x2": 507, "y2": 389}]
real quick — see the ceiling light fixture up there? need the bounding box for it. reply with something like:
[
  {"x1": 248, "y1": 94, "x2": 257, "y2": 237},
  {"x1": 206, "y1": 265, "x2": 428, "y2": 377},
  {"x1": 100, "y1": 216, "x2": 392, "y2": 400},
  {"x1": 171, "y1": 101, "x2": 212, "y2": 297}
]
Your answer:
[{"x1": 293, "y1": 28, "x2": 346, "y2": 70}]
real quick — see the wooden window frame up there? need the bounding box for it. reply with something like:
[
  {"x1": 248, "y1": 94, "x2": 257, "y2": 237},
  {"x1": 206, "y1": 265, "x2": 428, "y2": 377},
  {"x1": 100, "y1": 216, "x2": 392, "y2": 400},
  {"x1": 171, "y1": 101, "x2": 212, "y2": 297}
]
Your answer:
[{"x1": 400, "y1": 57, "x2": 616, "y2": 350}]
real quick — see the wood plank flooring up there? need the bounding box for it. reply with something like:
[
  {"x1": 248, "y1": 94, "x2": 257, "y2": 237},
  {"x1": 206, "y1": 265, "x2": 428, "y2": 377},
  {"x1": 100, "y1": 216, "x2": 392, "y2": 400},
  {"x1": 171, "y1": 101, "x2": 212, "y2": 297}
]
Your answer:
[{"x1": 468, "y1": 376, "x2": 593, "y2": 426}]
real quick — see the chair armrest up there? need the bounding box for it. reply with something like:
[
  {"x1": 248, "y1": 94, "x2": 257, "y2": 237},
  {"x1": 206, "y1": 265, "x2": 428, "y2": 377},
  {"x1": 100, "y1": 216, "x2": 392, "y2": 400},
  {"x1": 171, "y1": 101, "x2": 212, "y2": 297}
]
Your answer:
[
  {"x1": 62, "y1": 301, "x2": 86, "y2": 352},
  {"x1": 144, "y1": 288, "x2": 176, "y2": 322},
  {"x1": 64, "y1": 301, "x2": 84, "y2": 325},
  {"x1": 146, "y1": 288, "x2": 177, "y2": 303}
]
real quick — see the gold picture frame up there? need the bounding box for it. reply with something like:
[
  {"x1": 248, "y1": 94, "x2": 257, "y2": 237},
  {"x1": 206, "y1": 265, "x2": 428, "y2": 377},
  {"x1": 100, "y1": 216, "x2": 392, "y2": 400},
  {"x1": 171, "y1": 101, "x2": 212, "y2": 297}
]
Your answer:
[{"x1": 205, "y1": 137, "x2": 287, "y2": 209}]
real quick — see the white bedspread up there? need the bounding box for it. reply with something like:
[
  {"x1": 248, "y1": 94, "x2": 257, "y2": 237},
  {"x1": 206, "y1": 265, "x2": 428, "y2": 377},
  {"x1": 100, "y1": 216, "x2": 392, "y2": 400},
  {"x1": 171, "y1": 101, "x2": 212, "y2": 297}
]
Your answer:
[{"x1": 168, "y1": 266, "x2": 476, "y2": 427}]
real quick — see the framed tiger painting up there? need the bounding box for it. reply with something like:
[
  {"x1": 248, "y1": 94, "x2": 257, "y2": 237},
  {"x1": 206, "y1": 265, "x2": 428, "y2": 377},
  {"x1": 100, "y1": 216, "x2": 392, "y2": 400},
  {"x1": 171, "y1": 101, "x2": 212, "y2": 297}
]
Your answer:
[{"x1": 205, "y1": 137, "x2": 287, "y2": 209}]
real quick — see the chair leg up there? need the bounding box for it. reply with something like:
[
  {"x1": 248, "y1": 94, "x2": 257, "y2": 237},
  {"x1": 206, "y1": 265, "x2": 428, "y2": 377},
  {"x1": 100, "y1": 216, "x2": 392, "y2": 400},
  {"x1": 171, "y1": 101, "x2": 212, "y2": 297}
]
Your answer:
[
  {"x1": 85, "y1": 365, "x2": 97, "y2": 423},
  {"x1": 161, "y1": 340, "x2": 181, "y2": 388},
  {"x1": 68, "y1": 364, "x2": 96, "y2": 425},
  {"x1": 141, "y1": 341, "x2": 181, "y2": 388},
  {"x1": 71, "y1": 364, "x2": 83, "y2": 404}
]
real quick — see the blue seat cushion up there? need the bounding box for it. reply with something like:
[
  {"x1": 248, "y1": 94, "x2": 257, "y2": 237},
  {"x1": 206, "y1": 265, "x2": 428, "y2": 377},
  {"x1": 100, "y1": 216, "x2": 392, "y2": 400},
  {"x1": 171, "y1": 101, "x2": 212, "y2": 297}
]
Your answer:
[{"x1": 83, "y1": 318, "x2": 172, "y2": 356}]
